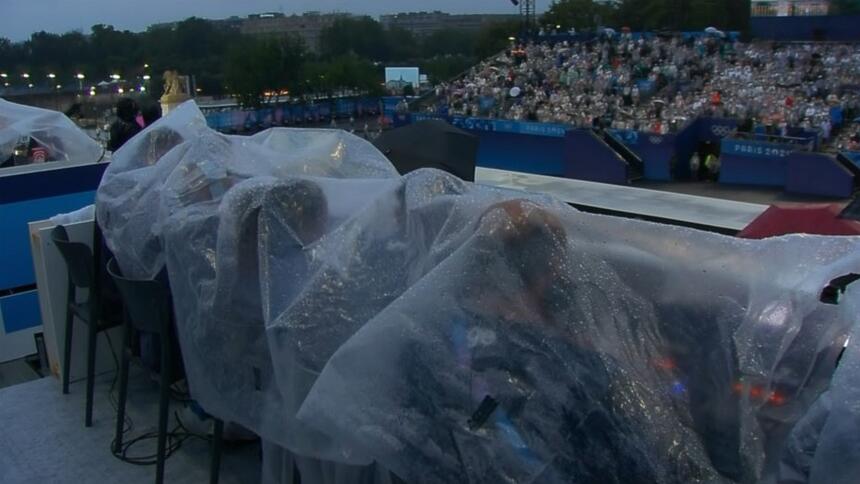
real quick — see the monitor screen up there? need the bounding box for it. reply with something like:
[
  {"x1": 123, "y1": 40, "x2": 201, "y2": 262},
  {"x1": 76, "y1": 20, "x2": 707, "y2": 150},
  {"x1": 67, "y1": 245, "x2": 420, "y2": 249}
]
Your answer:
[{"x1": 751, "y1": 0, "x2": 831, "y2": 17}]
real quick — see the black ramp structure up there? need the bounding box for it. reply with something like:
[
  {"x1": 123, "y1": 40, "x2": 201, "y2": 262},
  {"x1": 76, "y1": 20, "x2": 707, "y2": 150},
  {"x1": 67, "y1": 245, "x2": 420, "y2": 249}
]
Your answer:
[{"x1": 373, "y1": 120, "x2": 478, "y2": 182}]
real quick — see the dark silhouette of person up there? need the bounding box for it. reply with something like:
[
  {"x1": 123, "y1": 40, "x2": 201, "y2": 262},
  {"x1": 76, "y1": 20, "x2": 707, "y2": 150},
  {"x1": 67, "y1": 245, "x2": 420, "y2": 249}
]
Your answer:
[
  {"x1": 108, "y1": 97, "x2": 142, "y2": 152},
  {"x1": 141, "y1": 102, "x2": 162, "y2": 128}
]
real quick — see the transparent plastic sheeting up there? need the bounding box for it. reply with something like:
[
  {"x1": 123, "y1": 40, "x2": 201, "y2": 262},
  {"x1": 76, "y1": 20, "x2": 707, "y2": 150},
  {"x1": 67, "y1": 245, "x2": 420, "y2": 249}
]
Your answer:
[
  {"x1": 0, "y1": 98, "x2": 103, "y2": 164},
  {"x1": 96, "y1": 101, "x2": 860, "y2": 484}
]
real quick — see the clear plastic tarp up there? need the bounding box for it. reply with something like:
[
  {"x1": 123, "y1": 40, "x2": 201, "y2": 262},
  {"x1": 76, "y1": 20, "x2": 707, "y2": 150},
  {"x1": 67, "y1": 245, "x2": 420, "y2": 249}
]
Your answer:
[
  {"x1": 0, "y1": 98, "x2": 103, "y2": 165},
  {"x1": 96, "y1": 101, "x2": 860, "y2": 484}
]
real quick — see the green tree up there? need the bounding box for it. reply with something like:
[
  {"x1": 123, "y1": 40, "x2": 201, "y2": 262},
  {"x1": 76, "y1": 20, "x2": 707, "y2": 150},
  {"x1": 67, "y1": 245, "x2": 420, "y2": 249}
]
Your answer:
[
  {"x1": 320, "y1": 16, "x2": 389, "y2": 60},
  {"x1": 385, "y1": 26, "x2": 420, "y2": 61},
  {"x1": 89, "y1": 24, "x2": 141, "y2": 79},
  {"x1": 474, "y1": 20, "x2": 520, "y2": 59},
  {"x1": 325, "y1": 53, "x2": 383, "y2": 95},
  {"x1": 296, "y1": 55, "x2": 383, "y2": 109},
  {"x1": 224, "y1": 35, "x2": 306, "y2": 107},
  {"x1": 542, "y1": 0, "x2": 617, "y2": 30},
  {"x1": 421, "y1": 29, "x2": 478, "y2": 58}
]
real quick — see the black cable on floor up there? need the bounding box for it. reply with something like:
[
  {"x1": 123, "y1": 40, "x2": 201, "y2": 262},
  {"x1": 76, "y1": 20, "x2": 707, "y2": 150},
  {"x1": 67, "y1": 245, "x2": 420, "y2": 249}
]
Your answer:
[
  {"x1": 103, "y1": 331, "x2": 210, "y2": 466},
  {"x1": 110, "y1": 421, "x2": 191, "y2": 465}
]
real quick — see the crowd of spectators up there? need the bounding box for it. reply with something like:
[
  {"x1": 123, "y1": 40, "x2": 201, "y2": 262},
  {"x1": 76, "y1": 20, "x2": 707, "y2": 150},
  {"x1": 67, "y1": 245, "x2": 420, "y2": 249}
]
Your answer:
[{"x1": 432, "y1": 32, "x2": 860, "y2": 151}]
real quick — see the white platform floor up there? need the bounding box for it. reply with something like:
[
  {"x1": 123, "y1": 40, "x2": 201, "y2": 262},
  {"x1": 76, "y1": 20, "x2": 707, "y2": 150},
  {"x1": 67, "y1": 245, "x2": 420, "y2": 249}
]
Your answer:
[{"x1": 0, "y1": 369, "x2": 260, "y2": 484}]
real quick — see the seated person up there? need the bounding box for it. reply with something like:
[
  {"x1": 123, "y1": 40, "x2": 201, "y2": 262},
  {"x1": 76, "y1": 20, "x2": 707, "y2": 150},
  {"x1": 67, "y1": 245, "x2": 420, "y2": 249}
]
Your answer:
[
  {"x1": 298, "y1": 198, "x2": 721, "y2": 483},
  {"x1": 163, "y1": 177, "x2": 329, "y2": 437}
]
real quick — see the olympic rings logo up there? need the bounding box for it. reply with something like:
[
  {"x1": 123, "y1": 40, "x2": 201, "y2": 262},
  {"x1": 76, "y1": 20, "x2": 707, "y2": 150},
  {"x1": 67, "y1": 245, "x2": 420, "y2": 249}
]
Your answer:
[{"x1": 711, "y1": 125, "x2": 735, "y2": 137}]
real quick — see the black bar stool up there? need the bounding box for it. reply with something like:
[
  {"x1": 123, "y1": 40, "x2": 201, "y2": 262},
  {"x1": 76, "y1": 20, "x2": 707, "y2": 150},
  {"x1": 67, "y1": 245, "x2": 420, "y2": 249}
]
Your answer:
[
  {"x1": 51, "y1": 224, "x2": 122, "y2": 427},
  {"x1": 106, "y1": 257, "x2": 224, "y2": 484}
]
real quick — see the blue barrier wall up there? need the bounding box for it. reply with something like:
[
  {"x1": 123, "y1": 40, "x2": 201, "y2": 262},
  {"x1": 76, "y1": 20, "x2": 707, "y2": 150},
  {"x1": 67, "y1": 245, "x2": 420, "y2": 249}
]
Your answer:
[
  {"x1": 413, "y1": 114, "x2": 627, "y2": 182},
  {"x1": 786, "y1": 152, "x2": 855, "y2": 198},
  {"x1": 751, "y1": 15, "x2": 860, "y2": 42},
  {"x1": 475, "y1": 130, "x2": 568, "y2": 176},
  {"x1": 407, "y1": 114, "x2": 849, "y2": 191},
  {"x1": 565, "y1": 130, "x2": 629, "y2": 184},
  {"x1": 460, "y1": 122, "x2": 627, "y2": 183},
  {"x1": 450, "y1": 117, "x2": 567, "y2": 138},
  {"x1": 719, "y1": 138, "x2": 793, "y2": 186},
  {"x1": 205, "y1": 98, "x2": 382, "y2": 131},
  {"x1": 0, "y1": 162, "x2": 108, "y2": 334},
  {"x1": 609, "y1": 129, "x2": 675, "y2": 181},
  {"x1": 0, "y1": 190, "x2": 98, "y2": 290},
  {"x1": 1, "y1": 291, "x2": 40, "y2": 334}
]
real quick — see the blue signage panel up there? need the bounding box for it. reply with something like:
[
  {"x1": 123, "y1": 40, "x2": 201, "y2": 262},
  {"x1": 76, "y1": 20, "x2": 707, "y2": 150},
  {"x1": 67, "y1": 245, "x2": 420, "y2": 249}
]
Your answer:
[
  {"x1": 410, "y1": 114, "x2": 567, "y2": 138},
  {"x1": 608, "y1": 129, "x2": 640, "y2": 146},
  {"x1": 719, "y1": 138, "x2": 794, "y2": 187},
  {"x1": 450, "y1": 117, "x2": 567, "y2": 138},
  {"x1": 411, "y1": 113, "x2": 448, "y2": 123},
  {"x1": 722, "y1": 139, "x2": 795, "y2": 159}
]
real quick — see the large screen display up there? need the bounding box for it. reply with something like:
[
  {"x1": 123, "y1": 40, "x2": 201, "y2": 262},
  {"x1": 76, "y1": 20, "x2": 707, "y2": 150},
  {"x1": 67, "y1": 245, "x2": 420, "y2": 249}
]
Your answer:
[{"x1": 751, "y1": 0, "x2": 831, "y2": 16}]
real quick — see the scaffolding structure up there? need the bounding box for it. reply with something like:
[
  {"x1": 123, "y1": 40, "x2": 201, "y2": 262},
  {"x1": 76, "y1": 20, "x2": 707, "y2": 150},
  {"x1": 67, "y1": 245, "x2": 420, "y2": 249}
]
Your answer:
[{"x1": 519, "y1": 0, "x2": 537, "y2": 30}]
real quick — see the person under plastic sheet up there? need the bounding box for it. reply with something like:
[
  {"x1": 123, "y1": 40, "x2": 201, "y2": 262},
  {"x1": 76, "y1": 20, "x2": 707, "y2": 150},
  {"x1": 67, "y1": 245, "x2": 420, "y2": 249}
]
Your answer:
[
  {"x1": 259, "y1": 170, "x2": 502, "y2": 479},
  {"x1": 562, "y1": 219, "x2": 860, "y2": 481},
  {"x1": 0, "y1": 98, "x2": 103, "y2": 164},
  {"x1": 250, "y1": 176, "x2": 411, "y2": 484},
  {"x1": 297, "y1": 198, "x2": 725, "y2": 484},
  {"x1": 145, "y1": 126, "x2": 406, "y2": 479},
  {"x1": 99, "y1": 102, "x2": 400, "y2": 280},
  {"x1": 163, "y1": 176, "x2": 410, "y2": 483},
  {"x1": 779, "y1": 303, "x2": 860, "y2": 484},
  {"x1": 260, "y1": 168, "x2": 506, "y2": 426},
  {"x1": 444, "y1": 200, "x2": 670, "y2": 483},
  {"x1": 95, "y1": 100, "x2": 860, "y2": 482},
  {"x1": 163, "y1": 176, "x2": 329, "y2": 433},
  {"x1": 536, "y1": 217, "x2": 859, "y2": 482}
]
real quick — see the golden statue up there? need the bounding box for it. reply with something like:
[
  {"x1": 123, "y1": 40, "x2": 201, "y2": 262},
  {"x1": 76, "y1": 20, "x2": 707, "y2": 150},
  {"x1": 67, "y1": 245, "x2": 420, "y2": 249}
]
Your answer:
[{"x1": 160, "y1": 70, "x2": 188, "y2": 104}]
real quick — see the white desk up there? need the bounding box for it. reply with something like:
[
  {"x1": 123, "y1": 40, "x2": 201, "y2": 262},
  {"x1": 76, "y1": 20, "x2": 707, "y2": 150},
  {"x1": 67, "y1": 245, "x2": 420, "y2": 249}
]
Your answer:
[
  {"x1": 28, "y1": 218, "x2": 120, "y2": 381},
  {"x1": 475, "y1": 167, "x2": 767, "y2": 232}
]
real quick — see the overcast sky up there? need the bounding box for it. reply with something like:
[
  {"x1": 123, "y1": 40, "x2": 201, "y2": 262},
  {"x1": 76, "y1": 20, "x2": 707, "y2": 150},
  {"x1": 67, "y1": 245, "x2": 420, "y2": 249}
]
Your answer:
[{"x1": 2, "y1": 0, "x2": 541, "y2": 41}]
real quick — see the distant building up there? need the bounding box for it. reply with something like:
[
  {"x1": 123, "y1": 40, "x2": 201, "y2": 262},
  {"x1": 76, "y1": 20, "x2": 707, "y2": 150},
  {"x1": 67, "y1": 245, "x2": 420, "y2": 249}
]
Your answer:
[
  {"x1": 149, "y1": 16, "x2": 243, "y2": 32},
  {"x1": 240, "y1": 12, "x2": 351, "y2": 52},
  {"x1": 751, "y1": 0, "x2": 831, "y2": 17},
  {"x1": 213, "y1": 16, "x2": 245, "y2": 31},
  {"x1": 379, "y1": 11, "x2": 520, "y2": 37}
]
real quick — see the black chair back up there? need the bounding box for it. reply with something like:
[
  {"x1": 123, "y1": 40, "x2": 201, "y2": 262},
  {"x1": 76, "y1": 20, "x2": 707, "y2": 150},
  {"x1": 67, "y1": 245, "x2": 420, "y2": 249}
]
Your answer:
[
  {"x1": 106, "y1": 258, "x2": 171, "y2": 334},
  {"x1": 51, "y1": 225, "x2": 95, "y2": 290}
]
